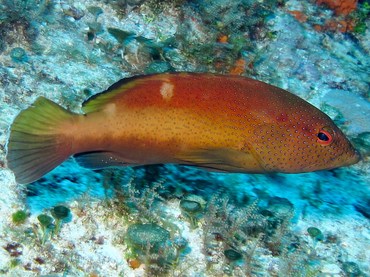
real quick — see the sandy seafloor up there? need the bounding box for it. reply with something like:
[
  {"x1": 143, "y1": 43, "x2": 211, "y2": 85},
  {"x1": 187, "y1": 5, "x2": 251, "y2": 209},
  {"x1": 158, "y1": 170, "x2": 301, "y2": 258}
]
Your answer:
[{"x1": 0, "y1": 0, "x2": 369, "y2": 276}]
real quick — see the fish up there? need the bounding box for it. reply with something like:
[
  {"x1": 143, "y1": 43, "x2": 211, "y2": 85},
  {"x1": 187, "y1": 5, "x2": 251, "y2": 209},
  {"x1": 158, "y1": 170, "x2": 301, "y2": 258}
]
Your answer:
[{"x1": 6, "y1": 72, "x2": 360, "y2": 184}]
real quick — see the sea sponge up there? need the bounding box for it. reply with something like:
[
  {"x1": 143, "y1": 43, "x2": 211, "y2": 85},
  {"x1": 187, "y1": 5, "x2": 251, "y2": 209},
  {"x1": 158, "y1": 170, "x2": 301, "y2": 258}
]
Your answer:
[{"x1": 317, "y1": 0, "x2": 358, "y2": 16}]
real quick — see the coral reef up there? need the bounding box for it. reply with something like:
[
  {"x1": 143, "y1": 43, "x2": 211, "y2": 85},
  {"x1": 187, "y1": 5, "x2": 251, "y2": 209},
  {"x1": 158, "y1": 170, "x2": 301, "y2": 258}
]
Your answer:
[{"x1": 0, "y1": 0, "x2": 55, "y2": 51}]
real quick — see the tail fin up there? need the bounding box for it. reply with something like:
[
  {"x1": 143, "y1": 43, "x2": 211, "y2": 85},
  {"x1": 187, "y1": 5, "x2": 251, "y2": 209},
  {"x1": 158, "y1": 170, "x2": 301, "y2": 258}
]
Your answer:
[{"x1": 6, "y1": 97, "x2": 77, "y2": 184}]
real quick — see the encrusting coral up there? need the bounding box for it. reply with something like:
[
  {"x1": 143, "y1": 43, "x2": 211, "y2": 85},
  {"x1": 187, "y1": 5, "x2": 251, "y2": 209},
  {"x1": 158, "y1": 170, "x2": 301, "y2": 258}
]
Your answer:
[{"x1": 317, "y1": 0, "x2": 358, "y2": 16}]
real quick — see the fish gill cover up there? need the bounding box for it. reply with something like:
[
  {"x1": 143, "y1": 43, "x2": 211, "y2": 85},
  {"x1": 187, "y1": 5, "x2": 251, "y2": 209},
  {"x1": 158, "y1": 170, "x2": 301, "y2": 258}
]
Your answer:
[{"x1": 0, "y1": 0, "x2": 369, "y2": 276}]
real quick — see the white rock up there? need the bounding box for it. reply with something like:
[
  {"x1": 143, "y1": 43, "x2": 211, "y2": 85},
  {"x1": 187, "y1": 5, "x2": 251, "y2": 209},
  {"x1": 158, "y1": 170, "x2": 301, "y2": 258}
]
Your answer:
[{"x1": 321, "y1": 263, "x2": 342, "y2": 275}]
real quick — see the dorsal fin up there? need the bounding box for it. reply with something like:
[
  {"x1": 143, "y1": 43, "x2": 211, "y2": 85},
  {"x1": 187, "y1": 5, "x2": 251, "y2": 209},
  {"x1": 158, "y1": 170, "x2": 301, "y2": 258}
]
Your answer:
[{"x1": 82, "y1": 74, "x2": 147, "y2": 113}]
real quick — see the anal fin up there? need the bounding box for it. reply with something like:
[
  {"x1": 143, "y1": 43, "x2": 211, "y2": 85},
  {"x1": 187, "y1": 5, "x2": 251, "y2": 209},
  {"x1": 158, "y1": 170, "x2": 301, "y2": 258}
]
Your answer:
[{"x1": 74, "y1": 151, "x2": 135, "y2": 169}]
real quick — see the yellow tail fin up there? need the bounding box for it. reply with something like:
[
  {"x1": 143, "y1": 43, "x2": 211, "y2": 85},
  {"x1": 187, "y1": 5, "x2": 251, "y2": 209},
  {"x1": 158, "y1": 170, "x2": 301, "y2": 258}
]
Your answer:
[{"x1": 6, "y1": 97, "x2": 76, "y2": 184}]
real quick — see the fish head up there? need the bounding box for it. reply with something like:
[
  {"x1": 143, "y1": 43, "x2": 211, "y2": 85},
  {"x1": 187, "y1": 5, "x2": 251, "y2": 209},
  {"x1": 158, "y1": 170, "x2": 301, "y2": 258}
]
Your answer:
[
  {"x1": 251, "y1": 111, "x2": 360, "y2": 173},
  {"x1": 297, "y1": 121, "x2": 361, "y2": 172}
]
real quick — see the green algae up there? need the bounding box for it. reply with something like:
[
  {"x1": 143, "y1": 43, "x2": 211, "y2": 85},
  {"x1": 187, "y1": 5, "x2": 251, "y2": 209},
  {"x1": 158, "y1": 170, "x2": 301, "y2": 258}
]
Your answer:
[{"x1": 11, "y1": 210, "x2": 28, "y2": 225}]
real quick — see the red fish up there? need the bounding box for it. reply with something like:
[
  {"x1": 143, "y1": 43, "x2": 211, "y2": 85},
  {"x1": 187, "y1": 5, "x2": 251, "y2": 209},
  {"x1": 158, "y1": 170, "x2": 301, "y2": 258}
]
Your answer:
[{"x1": 6, "y1": 73, "x2": 360, "y2": 184}]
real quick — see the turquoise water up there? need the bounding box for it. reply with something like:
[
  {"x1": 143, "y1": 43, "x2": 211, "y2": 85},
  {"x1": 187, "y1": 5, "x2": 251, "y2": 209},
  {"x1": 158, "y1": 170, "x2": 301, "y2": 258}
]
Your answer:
[{"x1": 0, "y1": 0, "x2": 369, "y2": 276}]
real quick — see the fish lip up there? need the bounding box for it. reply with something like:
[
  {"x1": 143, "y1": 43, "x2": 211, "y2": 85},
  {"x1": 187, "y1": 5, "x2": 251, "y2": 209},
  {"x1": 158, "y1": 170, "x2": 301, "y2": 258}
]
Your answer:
[
  {"x1": 348, "y1": 149, "x2": 361, "y2": 165},
  {"x1": 329, "y1": 147, "x2": 361, "y2": 168},
  {"x1": 300, "y1": 148, "x2": 361, "y2": 172}
]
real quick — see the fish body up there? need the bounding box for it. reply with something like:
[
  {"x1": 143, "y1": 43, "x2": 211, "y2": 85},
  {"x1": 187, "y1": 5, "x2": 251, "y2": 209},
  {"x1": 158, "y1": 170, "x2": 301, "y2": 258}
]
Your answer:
[{"x1": 6, "y1": 73, "x2": 360, "y2": 184}]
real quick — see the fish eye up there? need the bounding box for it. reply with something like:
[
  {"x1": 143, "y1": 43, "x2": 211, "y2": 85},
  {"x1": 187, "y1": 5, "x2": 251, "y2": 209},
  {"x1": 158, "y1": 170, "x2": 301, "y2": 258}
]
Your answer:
[{"x1": 317, "y1": 129, "x2": 333, "y2": 146}]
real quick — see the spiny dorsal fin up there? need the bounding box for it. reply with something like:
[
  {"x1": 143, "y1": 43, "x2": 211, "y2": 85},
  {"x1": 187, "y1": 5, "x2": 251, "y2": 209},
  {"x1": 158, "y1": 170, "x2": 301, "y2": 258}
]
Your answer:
[{"x1": 82, "y1": 75, "x2": 146, "y2": 114}]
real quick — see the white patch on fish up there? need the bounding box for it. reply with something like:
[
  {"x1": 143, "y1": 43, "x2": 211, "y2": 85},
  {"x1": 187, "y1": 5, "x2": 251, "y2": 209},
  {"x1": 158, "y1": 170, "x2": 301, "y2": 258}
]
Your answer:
[
  {"x1": 104, "y1": 103, "x2": 116, "y2": 115},
  {"x1": 160, "y1": 82, "x2": 174, "y2": 101}
]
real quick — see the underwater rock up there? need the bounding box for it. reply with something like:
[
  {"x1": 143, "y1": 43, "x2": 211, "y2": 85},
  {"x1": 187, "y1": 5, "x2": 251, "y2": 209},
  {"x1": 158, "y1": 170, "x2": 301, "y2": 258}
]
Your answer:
[
  {"x1": 144, "y1": 61, "x2": 172, "y2": 74},
  {"x1": 173, "y1": 236, "x2": 188, "y2": 251},
  {"x1": 354, "y1": 200, "x2": 370, "y2": 219},
  {"x1": 107, "y1": 28, "x2": 136, "y2": 44},
  {"x1": 87, "y1": 6, "x2": 104, "y2": 19},
  {"x1": 62, "y1": 4, "x2": 85, "y2": 20},
  {"x1": 342, "y1": 261, "x2": 363, "y2": 276},
  {"x1": 266, "y1": 197, "x2": 294, "y2": 218},
  {"x1": 322, "y1": 90, "x2": 370, "y2": 136},
  {"x1": 3, "y1": 242, "x2": 23, "y2": 257},
  {"x1": 10, "y1": 47, "x2": 28, "y2": 63},
  {"x1": 321, "y1": 263, "x2": 342, "y2": 274},
  {"x1": 352, "y1": 132, "x2": 370, "y2": 157},
  {"x1": 126, "y1": 0, "x2": 146, "y2": 6}
]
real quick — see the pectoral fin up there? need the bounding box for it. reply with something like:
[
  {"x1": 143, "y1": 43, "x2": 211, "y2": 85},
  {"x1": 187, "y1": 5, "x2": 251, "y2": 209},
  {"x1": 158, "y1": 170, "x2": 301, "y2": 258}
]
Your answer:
[{"x1": 174, "y1": 147, "x2": 264, "y2": 173}]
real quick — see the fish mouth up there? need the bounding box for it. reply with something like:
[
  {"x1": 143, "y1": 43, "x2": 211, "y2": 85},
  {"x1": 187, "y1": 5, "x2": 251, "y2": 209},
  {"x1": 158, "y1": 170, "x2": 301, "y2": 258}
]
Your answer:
[
  {"x1": 328, "y1": 147, "x2": 361, "y2": 169},
  {"x1": 301, "y1": 148, "x2": 361, "y2": 172},
  {"x1": 345, "y1": 148, "x2": 361, "y2": 166}
]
